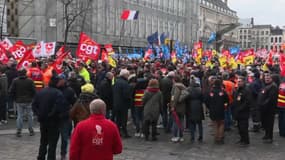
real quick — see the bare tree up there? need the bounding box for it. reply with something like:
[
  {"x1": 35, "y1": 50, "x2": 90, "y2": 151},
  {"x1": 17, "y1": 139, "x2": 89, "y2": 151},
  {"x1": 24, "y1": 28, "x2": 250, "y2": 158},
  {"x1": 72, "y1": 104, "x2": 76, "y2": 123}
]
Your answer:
[{"x1": 60, "y1": 0, "x2": 92, "y2": 46}]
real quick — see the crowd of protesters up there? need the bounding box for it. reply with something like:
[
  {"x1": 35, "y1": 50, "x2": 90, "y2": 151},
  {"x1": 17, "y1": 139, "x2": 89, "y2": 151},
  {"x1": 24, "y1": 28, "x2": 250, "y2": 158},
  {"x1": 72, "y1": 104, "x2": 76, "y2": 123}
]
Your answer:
[{"x1": 0, "y1": 55, "x2": 285, "y2": 160}]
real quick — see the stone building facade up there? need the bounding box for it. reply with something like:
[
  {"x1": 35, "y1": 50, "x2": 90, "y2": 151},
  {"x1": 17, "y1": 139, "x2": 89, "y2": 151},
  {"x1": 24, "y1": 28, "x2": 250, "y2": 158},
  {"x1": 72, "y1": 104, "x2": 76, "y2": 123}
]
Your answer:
[
  {"x1": 199, "y1": 0, "x2": 239, "y2": 50},
  {"x1": 5, "y1": 0, "x2": 200, "y2": 48}
]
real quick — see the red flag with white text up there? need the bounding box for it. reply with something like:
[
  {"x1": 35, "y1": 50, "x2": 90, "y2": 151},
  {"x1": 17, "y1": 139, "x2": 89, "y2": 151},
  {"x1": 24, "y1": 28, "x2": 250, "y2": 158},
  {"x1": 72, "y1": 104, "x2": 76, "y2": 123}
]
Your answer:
[
  {"x1": 17, "y1": 49, "x2": 35, "y2": 70},
  {"x1": 76, "y1": 32, "x2": 100, "y2": 60},
  {"x1": 0, "y1": 37, "x2": 13, "y2": 50},
  {"x1": 9, "y1": 41, "x2": 27, "y2": 61}
]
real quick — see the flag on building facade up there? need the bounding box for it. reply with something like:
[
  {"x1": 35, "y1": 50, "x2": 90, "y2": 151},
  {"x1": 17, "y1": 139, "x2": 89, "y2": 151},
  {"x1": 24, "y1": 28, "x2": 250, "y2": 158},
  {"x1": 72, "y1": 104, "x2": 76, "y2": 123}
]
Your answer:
[{"x1": 121, "y1": 10, "x2": 139, "y2": 20}]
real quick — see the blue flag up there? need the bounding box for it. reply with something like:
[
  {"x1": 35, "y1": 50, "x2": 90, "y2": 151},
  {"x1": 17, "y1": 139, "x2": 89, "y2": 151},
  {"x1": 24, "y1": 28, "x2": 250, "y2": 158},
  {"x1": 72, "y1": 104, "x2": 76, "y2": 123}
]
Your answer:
[
  {"x1": 160, "y1": 33, "x2": 167, "y2": 45},
  {"x1": 207, "y1": 32, "x2": 216, "y2": 44},
  {"x1": 230, "y1": 46, "x2": 240, "y2": 55},
  {"x1": 175, "y1": 41, "x2": 183, "y2": 58},
  {"x1": 147, "y1": 32, "x2": 159, "y2": 44},
  {"x1": 161, "y1": 45, "x2": 170, "y2": 60}
]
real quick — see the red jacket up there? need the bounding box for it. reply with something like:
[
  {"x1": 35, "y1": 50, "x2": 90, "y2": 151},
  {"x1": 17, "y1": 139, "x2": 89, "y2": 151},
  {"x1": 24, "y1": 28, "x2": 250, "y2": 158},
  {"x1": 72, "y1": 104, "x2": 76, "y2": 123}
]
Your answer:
[{"x1": 70, "y1": 114, "x2": 122, "y2": 160}]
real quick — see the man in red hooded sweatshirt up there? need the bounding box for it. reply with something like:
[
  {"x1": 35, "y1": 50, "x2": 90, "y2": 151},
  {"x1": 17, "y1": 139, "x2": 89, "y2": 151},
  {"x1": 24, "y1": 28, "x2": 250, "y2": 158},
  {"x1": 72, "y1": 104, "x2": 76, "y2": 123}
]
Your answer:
[{"x1": 70, "y1": 99, "x2": 122, "y2": 160}]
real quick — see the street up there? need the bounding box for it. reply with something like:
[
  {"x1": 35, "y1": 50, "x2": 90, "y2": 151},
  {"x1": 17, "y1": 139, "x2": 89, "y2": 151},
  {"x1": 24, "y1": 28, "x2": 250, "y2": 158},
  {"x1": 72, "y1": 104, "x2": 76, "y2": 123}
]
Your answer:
[{"x1": 0, "y1": 118, "x2": 285, "y2": 160}]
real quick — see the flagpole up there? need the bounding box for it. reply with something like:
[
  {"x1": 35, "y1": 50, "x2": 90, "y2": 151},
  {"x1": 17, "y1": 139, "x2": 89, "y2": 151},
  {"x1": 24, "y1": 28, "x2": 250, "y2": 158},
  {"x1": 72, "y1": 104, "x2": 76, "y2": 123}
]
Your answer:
[{"x1": 118, "y1": 20, "x2": 125, "y2": 59}]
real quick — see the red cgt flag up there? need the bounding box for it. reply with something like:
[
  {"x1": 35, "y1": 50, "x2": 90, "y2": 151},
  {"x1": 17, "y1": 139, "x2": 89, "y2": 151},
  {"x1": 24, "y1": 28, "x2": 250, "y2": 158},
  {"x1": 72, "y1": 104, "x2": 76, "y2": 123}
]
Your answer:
[
  {"x1": 17, "y1": 49, "x2": 35, "y2": 70},
  {"x1": 9, "y1": 41, "x2": 27, "y2": 61},
  {"x1": 76, "y1": 32, "x2": 100, "y2": 61},
  {"x1": 53, "y1": 50, "x2": 70, "y2": 74},
  {"x1": 104, "y1": 44, "x2": 115, "y2": 55}
]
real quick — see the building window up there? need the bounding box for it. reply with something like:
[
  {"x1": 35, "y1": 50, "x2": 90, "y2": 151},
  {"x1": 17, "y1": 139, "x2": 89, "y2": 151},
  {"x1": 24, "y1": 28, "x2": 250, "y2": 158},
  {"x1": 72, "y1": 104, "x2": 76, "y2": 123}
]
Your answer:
[
  {"x1": 271, "y1": 37, "x2": 274, "y2": 43},
  {"x1": 240, "y1": 35, "x2": 242, "y2": 39},
  {"x1": 275, "y1": 37, "x2": 278, "y2": 43},
  {"x1": 261, "y1": 31, "x2": 264, "y2": 35},
  {"x1": 265, "y1": 31, "x2": 269, "y2": 35},
  {"x1": 279, "y1": 37, "x2": 282, "y2": 43}
]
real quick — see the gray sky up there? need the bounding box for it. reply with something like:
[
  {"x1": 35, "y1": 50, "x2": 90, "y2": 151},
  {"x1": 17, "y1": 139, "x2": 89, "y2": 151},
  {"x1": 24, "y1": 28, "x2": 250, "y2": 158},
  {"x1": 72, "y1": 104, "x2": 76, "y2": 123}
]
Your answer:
[{"x1": 228, "y1": 0, "x2": 285, "y2": 27}]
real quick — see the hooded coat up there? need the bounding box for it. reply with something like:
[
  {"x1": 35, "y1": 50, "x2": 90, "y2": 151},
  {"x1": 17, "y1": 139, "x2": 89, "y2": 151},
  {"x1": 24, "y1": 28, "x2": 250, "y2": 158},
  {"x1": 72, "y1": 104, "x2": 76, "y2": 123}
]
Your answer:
[
  {"x1": 143, "y1": 87, "x2": 163, "y2": 122},
  {"x1": 170, "y1": 82, "x2": 187, "y2": 115},
  {"x1": 186, "y1": 82, "x2": 204, "y2": 122}
]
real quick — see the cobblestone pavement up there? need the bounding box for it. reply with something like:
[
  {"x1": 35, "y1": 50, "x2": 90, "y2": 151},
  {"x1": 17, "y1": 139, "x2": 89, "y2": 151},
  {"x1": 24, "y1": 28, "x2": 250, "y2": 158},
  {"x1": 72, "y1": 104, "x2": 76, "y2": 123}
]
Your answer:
[{"x1": 0, "y1": 118, "x2": 285, "y2": 160}]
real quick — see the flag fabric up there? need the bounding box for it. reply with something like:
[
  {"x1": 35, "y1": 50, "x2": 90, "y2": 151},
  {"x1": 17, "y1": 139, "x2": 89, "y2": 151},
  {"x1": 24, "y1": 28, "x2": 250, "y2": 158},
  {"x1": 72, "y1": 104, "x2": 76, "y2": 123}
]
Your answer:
[
  {"x1": 229, "y1": 46, "x2": 240, "y2": 55},
  {"x1": 147, "y1": 32, "x2": 159, "y2": 44},
  {"x1": 194, "y1": 41, "x2": 203, "y2": 50},
  {"x1": 53, "y1": 51, "x2": 69, "y2": 74},
  {"x1": 108, "y1": 55, "x2": 117, "y2": 68},
  {"x1": 101, "y1": 50, "x2": 108, "y2": 62},
  {"x1": 207, "y1": 32, "x2": 216, "y2": 44},
  {"x1": 9, "y1": 41, "x2": 27, "y2": 61},
  {"x1": 17, "y1": 49, "x2": 35, "y2": 70},
  {"x1": 0, "y1": 45, "x2": 9, "y2": 64},
  {"x1": 121, "y1": 10, "x2": 139, "y2": 20},
  {"x1": 76, "y1": 32, "x2": 101, "y2": 61},
  {"x1": 159, "y1": 33, "x2": 167, "y2": 45},
  {"x1": 171, "y1": 51, "x2": 177, "y2": 64},
  {"x1": 44, "y1": 42, "x2": 56, "y2": 57},
  {"x1": 144, "y1": 48, "x2": 153, "y2": 61},
  {"x1": 32, "y1": 41, "x2": 45, "y2": 58},
  {"x1": 56, "y1": 46, "x2": 66, "y2": 57},
  {"x1": 0, "y1": 37, "x2": 13, "y2": 50},
  {"x1": 104, "y1": 44, "x2": 115, "y2": 55},
  {"x1": 161, "y1": 45, "x2": 170, "y2": 60},
  {"x1": 174, "y1": 41, "x2": 183, "y2": 58}
]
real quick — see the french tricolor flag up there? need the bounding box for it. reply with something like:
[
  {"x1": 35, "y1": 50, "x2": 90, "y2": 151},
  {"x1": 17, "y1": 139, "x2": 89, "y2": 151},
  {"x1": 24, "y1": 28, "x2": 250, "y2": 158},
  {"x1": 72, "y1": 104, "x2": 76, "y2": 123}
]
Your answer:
[{"x1": 121, "y1": 10, "x2": 139, "y2": 20}]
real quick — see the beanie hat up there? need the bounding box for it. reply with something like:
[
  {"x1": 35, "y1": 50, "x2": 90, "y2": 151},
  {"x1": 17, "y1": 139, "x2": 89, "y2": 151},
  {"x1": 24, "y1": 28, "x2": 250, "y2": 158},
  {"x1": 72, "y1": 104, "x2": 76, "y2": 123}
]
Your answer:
[{"x1": 81, "y1": 83, "x2": 94, "y2": 93}]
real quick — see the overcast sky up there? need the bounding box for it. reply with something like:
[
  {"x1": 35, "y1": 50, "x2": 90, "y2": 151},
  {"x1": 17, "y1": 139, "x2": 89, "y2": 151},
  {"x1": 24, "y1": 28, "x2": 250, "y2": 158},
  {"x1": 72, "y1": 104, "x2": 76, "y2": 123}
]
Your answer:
[{"x1": 228, "y1": 0, "x2": 285, "y2": 27}]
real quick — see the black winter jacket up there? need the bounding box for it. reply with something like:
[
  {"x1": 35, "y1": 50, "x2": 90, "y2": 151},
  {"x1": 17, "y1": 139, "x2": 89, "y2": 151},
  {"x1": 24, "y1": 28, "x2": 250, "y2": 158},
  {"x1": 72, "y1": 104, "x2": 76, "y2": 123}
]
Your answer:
[
  {"x1": 232, "y1": 85, "x2": 253, "y2": 120},
  {"x1": 257, "y1": 82, "x2": 278, "y2": 113},
  {"x1": 9, "y1": 76, "x2": 36, "y2": 103},
  {"x1": 32, "y1": 87, "x2": 68, "y2": 124},
  {"x1": 98, "y1": 78, "x2": 113, "y2": 110},
  {"x1": 186, "y1": 84, "x2": 204, "y2": 122},
  {"x1": 113, "y1": 77, "x2": 132, "y2": 111},
  {"x1": 205, "y1": 87, "x2": 229, "y2": 121}
]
